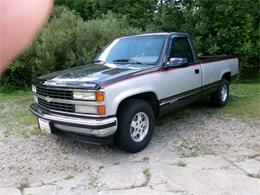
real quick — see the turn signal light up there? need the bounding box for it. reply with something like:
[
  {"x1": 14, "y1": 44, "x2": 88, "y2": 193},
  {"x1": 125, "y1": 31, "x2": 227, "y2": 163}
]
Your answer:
[
  {"x1": 97, "y1": 105, "x2": 106, "y2": 115},
  {"x1": 96, "y1": 91, "x2": 105, "y2": 101}
]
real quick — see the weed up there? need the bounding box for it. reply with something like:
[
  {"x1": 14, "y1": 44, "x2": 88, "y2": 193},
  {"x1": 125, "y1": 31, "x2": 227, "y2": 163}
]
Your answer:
[
  {"x1": 247, "y1": 173, "x2": 260, "y2": 179},
  {"x1": 64, "y1": 175, "x2": 74, "y2": 180},
  {"x1": 177, "y1": 161, "x2": 187, "y2": 167},
  {"x1": 142, "y1": 169, "x2": 151, "y2": 186},
  {"x1": 98, "y1": 165, "x2": 104, "y2": 170}
]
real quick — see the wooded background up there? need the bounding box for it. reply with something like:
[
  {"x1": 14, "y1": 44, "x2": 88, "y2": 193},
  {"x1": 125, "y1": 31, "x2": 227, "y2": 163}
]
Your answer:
[{"x1": 1, "y1": 0, "x2": 259, "y2": 90}]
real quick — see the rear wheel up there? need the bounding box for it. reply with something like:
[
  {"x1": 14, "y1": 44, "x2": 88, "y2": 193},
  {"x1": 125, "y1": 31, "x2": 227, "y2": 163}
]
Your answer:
[
  {"x1": 116, "y1": 99, "x2": 155, "y2": 153},
  {"x1": 211, "y1": 79, "x2": 229, "y2": 107}
]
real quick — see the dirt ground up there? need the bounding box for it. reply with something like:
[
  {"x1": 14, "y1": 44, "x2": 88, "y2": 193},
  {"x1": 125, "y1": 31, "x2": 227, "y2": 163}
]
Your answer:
[{"x1": 0, "y1": 93, "x2": 259, "y2": 195}]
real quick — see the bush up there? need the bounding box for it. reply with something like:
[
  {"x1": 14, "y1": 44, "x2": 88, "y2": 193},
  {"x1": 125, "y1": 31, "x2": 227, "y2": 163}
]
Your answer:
[
  {"x1": 193, "y1": 0, "x2": 259, "y2": 73},
  {"x1": 0, "y1": 6, "x2": 142, "y2": 89}
]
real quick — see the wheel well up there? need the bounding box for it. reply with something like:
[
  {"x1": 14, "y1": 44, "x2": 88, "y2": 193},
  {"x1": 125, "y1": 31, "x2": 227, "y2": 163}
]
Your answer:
[
  {"x1": 117, "y1": 92, "x2": 159, "y2": 117},
  {"x1": 222, "y1": 72, "x2": 231, "y2": 82}
]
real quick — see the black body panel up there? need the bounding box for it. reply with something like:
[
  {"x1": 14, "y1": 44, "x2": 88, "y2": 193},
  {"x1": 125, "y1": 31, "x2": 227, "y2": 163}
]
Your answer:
[
  {"x1": 36, "y1": 63, "x2": 160, "y2": 89},
  {"x1": 198, "y1": 55, "x2": 235, "y2": 63}
]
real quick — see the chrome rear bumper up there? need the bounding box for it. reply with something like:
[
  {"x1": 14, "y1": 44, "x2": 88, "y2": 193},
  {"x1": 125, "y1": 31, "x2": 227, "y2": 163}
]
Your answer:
[{"x1": 29, "y1": 103, "x2": 117, "y2": 137}]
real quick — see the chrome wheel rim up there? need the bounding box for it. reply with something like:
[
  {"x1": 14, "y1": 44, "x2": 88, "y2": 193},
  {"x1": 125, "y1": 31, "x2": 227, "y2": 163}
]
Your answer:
[
  {"x1": 130, "y1": 112, "x2": 149, "y2": 142},
  {"x1": 221, "y1": 85, "x2": 228, "y2": 102}
]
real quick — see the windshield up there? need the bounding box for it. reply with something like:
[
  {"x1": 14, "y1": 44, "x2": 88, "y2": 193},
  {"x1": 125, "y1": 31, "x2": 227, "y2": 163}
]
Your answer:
[{"x1": 95, "y1": 35, "x2": 166, "y2": 65}]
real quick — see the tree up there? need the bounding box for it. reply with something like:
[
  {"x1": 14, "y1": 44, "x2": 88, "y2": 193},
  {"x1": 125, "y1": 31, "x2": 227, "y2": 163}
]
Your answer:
[
  {"x1": 54, "y1": 0, "x2": 158, "y2": 29},
  {"x1": 194, "y1": 0, "x2": 259, "y2": 72}
]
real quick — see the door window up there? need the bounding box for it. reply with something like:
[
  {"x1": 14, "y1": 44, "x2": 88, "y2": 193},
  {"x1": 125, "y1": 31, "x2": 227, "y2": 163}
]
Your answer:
[{"x1": 169, "y1": 38, "x2": 194, "y2": 63}]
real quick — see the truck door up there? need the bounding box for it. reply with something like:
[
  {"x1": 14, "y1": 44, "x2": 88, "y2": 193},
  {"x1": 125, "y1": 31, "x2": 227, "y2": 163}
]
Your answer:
[{"x1": 159, "y1": 36, "x2": 202, "y2": 106}]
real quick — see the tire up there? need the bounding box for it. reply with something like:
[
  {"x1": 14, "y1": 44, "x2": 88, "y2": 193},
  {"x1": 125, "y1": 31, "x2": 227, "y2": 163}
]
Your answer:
[
  {"x1": 116, "y1": 99, "x2": 155, "y2": 153},
  {"x1": 211, "y1": 79, "x2": 229, "y2": 107}
]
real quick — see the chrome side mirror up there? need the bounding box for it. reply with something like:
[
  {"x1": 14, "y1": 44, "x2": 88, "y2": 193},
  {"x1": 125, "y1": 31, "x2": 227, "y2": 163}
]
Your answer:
[{"x1": 166, "y1": 58, "x2": 188, "y2": 68}]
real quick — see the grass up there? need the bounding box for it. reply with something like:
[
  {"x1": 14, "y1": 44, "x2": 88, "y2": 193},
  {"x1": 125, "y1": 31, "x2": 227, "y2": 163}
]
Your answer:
[
  {"x1": 64, "y1": 175, "x2": 74, "y2": 180},
  {"x1": 0, "y1": 89, "x2": 43, "y2": 138},
  {"x1": 200, "y1": 76, "x2": 260, "y2": 120},
  {"x1": 223, "y1": 78, "x2": 260, "y2": 119},
  {"x1": 142, "y1": 169, "x2": 151, "y2": 186},
  {"x1": 177, "y1": 161, "x2": 187, "y2": 167}
]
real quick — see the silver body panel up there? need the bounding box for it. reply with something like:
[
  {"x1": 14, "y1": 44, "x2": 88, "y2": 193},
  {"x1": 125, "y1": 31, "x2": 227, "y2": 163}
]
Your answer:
[
  {"x1": 104, "y1": 58, "x2": 239, "y2": 116},
  {"x1": 201, "y1": 58, "x2": 239, "y2": 85}
]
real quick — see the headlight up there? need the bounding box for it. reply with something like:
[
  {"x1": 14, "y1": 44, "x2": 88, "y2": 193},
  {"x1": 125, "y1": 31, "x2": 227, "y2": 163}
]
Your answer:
[
  {"x1": 73, "y1": 91, "x2": 95, "y2": 100},
  {"x1": 32, "y1": 85, "x2": 36, "y2": 93},
  {"x1": 73, "y1": 91, "x2": 104, "y2": 101}
]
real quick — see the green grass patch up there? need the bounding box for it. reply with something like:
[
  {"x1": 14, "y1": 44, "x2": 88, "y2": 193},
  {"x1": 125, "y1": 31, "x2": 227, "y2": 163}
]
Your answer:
[
  {"x1": 222, "y1": 77, "x2": 260, "y2": 119},
  {"x1": 0, "y1": 89, "x2": 32, "y2": 102},
  {"x1": 0, "y1": 90, "x2": 42, "y2": 138},
  {"x1": 228, "y1": 85, "x2": 259, "y2": 115}
]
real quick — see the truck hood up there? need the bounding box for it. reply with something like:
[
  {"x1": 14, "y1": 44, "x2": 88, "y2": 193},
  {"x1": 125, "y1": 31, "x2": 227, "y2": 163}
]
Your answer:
[{"x1": 38, "y1": 63, "x2": 159, "y2": 89}]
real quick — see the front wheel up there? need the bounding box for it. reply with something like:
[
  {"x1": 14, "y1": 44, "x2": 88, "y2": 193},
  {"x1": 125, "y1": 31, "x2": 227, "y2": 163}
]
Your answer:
[
  {"x1": 116, "y1": 99, "x2": 155, "y2": 153},
  {"x1": 211, "y1": 79, "x2": 229, "y2": 107}
]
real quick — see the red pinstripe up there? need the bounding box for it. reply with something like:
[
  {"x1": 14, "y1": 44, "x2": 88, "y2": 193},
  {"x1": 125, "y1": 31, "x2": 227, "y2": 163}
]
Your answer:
[{"x1": 101, "y1": 57, "x2": 238, "y2": 88}]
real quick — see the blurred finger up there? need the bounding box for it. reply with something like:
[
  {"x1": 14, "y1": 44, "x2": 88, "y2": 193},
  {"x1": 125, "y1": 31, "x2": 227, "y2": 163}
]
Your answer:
[{"x1": 0, "y1": 0, "x2": 53, "y2": 74}]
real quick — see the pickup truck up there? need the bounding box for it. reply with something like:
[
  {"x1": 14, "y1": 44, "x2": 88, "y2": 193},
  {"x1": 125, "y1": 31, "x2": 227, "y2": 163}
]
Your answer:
[{"x1": 30, "y1": 32, "x2": 239, "y2": 153}]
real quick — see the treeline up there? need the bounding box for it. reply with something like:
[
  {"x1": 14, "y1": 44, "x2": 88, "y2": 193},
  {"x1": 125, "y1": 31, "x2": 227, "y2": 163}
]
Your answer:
[{"x1": 1, "y1": 0, "x2": 259, "y2": 90}]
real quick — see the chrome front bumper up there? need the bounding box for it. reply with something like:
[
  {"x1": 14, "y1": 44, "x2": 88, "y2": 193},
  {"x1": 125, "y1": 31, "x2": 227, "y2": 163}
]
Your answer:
[{"x1": 29, "y1": 103, "x2": 117, "y2": 137}]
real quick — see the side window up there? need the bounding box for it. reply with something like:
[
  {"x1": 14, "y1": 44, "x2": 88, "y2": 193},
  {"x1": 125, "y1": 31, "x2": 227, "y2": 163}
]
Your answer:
[{"x1": 169, "y1": 38, "x2": 194, "y2": 63}]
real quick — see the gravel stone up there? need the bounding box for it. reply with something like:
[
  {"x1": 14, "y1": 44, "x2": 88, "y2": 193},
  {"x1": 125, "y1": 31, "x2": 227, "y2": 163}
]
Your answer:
[{"x1": 0, "y1": 103, "x2": 259, "y2": 194}]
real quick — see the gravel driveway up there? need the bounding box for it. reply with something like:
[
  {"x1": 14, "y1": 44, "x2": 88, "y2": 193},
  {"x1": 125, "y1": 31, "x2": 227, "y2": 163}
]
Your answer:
[{"x1": 0, "y1": 98, "x2": 259, "y2": 195}]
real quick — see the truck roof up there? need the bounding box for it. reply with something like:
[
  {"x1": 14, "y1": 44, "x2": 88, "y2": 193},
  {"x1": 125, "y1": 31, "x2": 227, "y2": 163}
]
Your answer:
[{"x1": 119, "y1": 32, "x2": 189, "y2": 39}]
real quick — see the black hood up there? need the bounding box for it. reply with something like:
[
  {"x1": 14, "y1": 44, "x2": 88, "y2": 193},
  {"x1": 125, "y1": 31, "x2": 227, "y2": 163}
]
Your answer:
[{"x1": 37, "y1": 63, "x2": 159, "y2": 89}]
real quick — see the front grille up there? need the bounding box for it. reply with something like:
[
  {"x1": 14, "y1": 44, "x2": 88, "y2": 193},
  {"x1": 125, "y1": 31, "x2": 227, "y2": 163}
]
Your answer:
[
  {"x1": 38, "y1": 98, "x2": 75, "y2": 113},
  {"x1": 36, "y1": 85, "x2": 73, "y2": 99}
]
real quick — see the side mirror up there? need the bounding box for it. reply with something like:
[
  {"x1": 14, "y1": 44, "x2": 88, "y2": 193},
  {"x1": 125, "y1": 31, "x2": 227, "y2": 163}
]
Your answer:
[{"x1": 165, "y1": 58, "x2": 188, "y2": 68}]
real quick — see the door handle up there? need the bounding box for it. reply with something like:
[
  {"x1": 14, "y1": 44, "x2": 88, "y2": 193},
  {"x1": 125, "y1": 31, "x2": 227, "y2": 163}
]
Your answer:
[{"x1": 195, "y1": 69, "x2": 200, "y2": 74}]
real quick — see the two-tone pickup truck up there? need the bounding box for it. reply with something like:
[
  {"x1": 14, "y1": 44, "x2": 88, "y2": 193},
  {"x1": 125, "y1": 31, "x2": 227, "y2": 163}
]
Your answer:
[{"x1": 30, "y1": 32, "x2": 239, "y2": 153}]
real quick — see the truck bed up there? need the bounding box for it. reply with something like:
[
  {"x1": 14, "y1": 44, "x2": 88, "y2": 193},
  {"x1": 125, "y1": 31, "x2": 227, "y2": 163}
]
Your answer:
[{"x1": 198, "y1": 55, "x2": 235, "y2": 63}]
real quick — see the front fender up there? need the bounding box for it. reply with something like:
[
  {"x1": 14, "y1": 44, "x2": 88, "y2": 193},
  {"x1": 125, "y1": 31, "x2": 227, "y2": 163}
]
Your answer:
[{"x1": 104, "y1": 83, "x2": 157, "y2": 116}]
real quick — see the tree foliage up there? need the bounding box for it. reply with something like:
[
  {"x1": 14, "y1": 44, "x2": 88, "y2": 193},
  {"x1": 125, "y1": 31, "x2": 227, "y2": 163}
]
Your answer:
[
  {"x1": 55, "y1": 0, "x2": 157, "y2": 29},
  {"x1": 1, "y1": 0, "x2": 259, "y2": 89},
  {"x1": 193, "y1": 0, "x2": 259, "y2": 72}
]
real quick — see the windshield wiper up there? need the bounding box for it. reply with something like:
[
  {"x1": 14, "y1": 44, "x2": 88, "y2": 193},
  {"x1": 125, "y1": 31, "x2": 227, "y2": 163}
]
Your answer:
[
  {"x1": 92, "y1": 59, "x2": 105, "y2": 64},
  {"x1": 112, "y1": 58, "x2": 129, "y2": 63},
  {"x1": 112, "y1": 58, "x2": 144, "y2": 65}
]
